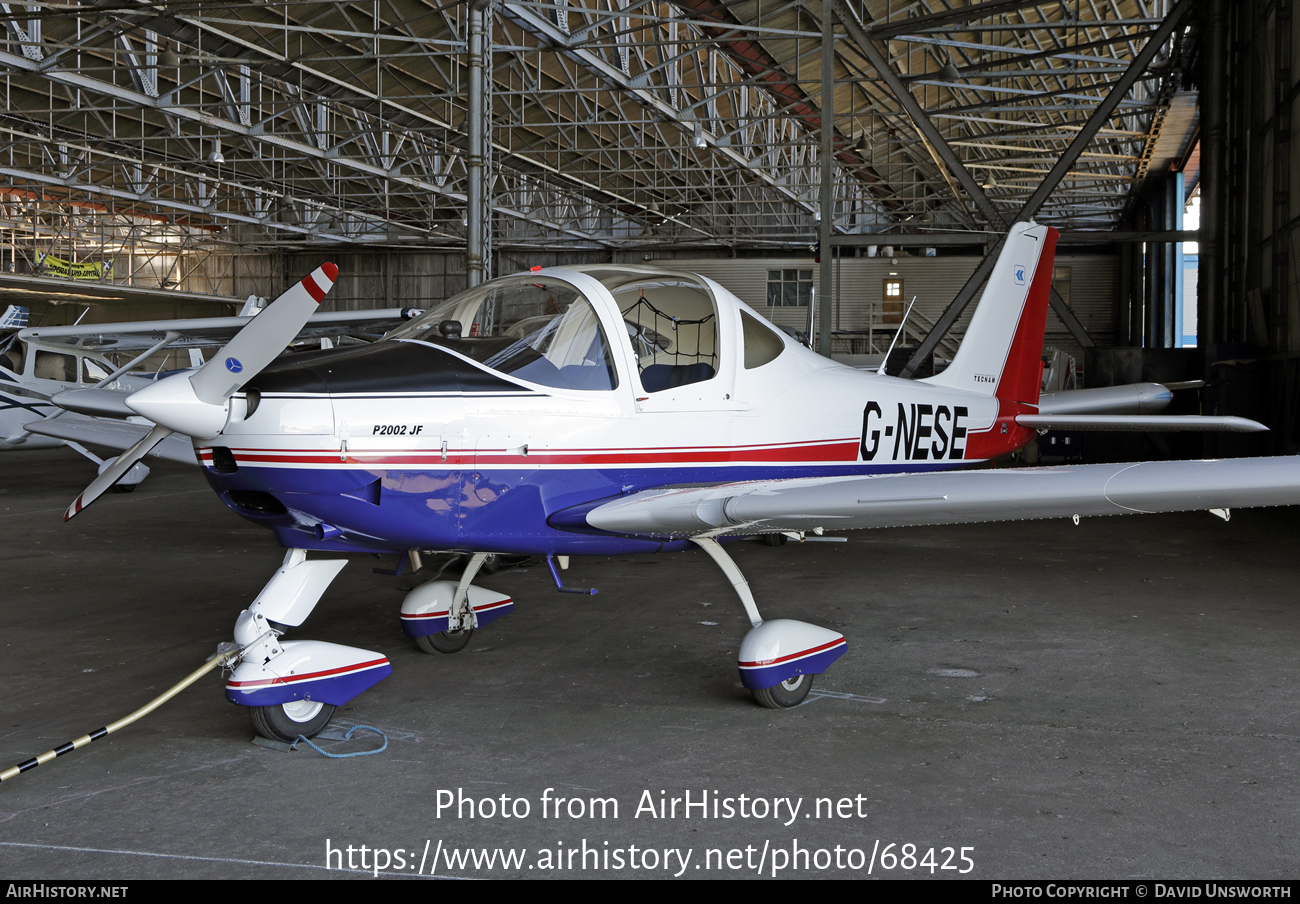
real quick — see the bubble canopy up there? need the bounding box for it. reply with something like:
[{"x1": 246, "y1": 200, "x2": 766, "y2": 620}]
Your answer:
[{"x1": 385, "y1": 277, "x2": 619, "y2": 391}]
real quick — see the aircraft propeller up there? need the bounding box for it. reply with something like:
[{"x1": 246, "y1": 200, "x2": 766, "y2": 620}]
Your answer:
[{"x1": 63, "y1": 263, "x2": 337, "y2": 521}]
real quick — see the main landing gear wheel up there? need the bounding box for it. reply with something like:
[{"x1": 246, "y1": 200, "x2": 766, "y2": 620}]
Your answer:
[
  {"x1": 110, "y1": 483, "x2": 137, "y2": 494},
  {"x1": 752, "y1": 673, "x2": 814, "y2": 709},
  {"x1": 250, "y1": 699, "x2": 337, "y2": 742},
  {"x1": 415, "y1": 627, "x2": 474, "y2": 654}
]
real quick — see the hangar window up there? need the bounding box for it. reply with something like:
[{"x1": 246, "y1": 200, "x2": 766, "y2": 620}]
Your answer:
[
  {"x1": 767, "y1": 269, "x2": 812, "y2": 307},
  {"x1": 882, "y1": 278, "x2": 903, "y2": 324}
]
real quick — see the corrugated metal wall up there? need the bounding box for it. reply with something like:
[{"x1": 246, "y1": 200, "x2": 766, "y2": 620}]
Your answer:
[{"x1": 666, "y1": 252, "x2": 1119, "y2": 365}]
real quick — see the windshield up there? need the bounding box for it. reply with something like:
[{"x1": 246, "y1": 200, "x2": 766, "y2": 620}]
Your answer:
[
  {"x1": 385, "y1": 279, "x2": 618, "y2": 391},
  {"x1": 0, "y1": 333, "x2": 22, "y2": 375}
]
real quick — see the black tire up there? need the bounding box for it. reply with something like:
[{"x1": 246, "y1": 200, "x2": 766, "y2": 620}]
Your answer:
[
  {"x1": 415, "y1": 627, "x2": 474, "y2": 654},
  {"x1": 761, "y1": 533, "x2": 788, "y2": 546},
  {"x1": 751, "y1": 673, "x2": 814, "y2": 708},
  {"x1": 250, "y1": 699, "x2": 336, "y2": 742},
  {"x1": 111, "y1": 483, "x2": 137, "y2": 494}
]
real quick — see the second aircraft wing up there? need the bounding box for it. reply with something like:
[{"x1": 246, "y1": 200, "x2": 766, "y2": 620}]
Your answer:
[{"x1": 24, "y1": 414, "x2": 198, "y2": 465}]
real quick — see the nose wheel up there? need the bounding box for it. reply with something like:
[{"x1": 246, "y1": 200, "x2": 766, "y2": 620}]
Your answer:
[
  {"x1": 751, "y1": 673, "x2": 814, "y2": 708},
  {"x1": 250, "y1": 699, "x2": 337, "y2": 742}
]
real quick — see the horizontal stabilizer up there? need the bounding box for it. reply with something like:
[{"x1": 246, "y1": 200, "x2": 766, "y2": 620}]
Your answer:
[{"x1": 1015, "y1": 415, "x2": 1268, "y2": 433}]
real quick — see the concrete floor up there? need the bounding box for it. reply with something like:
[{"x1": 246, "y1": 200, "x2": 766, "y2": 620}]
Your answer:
[{"x1": 2, "y1": 447, "x2": 1299, "y2": 880}]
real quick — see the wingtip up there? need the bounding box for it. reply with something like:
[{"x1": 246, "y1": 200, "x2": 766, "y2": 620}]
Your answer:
[
  {"x1": 322, "y1": 262, "x2": 338, "y2": 282},
  {"x1": 64, "y1": 495, "x2": 82, "y2": 522}
]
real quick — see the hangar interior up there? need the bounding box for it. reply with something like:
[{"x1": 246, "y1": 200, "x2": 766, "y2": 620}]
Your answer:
[
  {"x1": 4, "y1": 0, "x2": 1300, "y2": 881},
  {"x1": 4, "y1": 0, "x2": 1285, "y2": 423}
]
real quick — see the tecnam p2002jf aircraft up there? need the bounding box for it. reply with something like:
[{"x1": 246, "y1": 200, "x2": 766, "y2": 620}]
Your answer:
[{"x1": 59, "y1": 222, "x2": 1300, "y2": 743}]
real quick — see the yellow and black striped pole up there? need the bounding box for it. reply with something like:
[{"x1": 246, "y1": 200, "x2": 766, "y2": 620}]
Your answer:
[{"x1": 1, "y1": 646, "x2": 243, "y2": 784}]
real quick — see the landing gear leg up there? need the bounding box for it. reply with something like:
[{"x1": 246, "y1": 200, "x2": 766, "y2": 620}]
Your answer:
[
  {"x1": 447, "y1": 553, "x2": 490, "y2": 632},
  {"x1": 692, "y1": 536, "x2": 845, "y2": 709},
  {"x1": 692, "y1": 537, "x2": 762, "y2": 629},
  {"x1": 227, "y1": 549, "x2": 392, "y2": 741}
]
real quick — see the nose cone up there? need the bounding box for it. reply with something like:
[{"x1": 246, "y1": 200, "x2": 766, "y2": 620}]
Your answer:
[{"x1": 126, "y1": 372, "x2": 230, "y2": 439}]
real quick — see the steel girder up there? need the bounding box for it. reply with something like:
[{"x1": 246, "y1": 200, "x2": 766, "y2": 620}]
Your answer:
[{"x1": 0, "y1": 0, "x2": 1195, "y2": 271}]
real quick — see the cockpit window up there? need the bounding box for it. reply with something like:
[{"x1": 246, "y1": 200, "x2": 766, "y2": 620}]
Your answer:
[
  {"x1": 0, "y1": 336, "x2": 24, "y2": 375},
  {"x1": 605, "y1": 277, "x2": 718, "y2": 393},
  {"x1": 384, "y1": 280, "x2": 618, "y2": 391},
  {"x1": 33, "y1": 350, "x2": 76, "y2": 382},
  {"x1": 741, "y1": 309, "x2": 785, "y2": 369},
  {"x1": 82, "y1": 356, "x2": 112, "y2": 383}
]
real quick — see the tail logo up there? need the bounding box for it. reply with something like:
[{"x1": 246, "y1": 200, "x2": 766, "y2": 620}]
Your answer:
[{"x1": 1013, "y1": 265, "x2": 1027, "y2": 285}]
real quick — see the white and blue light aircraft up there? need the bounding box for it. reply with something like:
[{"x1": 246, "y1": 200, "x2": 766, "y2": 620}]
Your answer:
[{"x1": 53, "y1": 223, "x2": 1300, "y2": 743}]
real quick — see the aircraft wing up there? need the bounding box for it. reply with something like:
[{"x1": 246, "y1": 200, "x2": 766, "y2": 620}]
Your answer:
[
  {"x1": 577, "y1": 457, "x2": 1300, "y2": 538},
  {"x1": 18, "y1": 307, "x2": 422, "y2": 352},
  {"x1": 23, "y1": 414, "x2": 198, "y2": 465}
]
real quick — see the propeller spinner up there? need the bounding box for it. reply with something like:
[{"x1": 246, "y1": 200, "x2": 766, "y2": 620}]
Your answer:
[{"x1": 64, "y1": 264, "x2": 338, "y2": 521}]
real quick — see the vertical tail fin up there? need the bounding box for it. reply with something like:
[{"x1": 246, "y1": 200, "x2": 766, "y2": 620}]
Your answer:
[
  {"x1": 0, "y1": 305, "x2": 29, "y2": 329},
  {"x1": 923, "y1": 221, "x2": 1058, "y2": 408}
]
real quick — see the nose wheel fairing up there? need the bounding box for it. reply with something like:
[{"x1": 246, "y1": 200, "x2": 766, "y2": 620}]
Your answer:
[{"x1": 225, "y1": 641, "x2": 392, "y2": 708}]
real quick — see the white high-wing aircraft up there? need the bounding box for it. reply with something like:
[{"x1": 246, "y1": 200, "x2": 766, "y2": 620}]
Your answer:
[
  {"x1": 4, "y1": 303, "x2": 424, "y2": 485},
  {"x1": 55, "y1": 223, "x2": 1299, "y2": 744},
  {"x1": 2, "y1": 309, "x2": 192, "y2": 487}
]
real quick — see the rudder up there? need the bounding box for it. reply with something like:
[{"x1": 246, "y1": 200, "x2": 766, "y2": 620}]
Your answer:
[
  {"x1": 923, "y1": 221, "x2": 1058, "y2": 404},
  {"x1": 922, "y1": 221, "x2": 1058, "y2": 460}
]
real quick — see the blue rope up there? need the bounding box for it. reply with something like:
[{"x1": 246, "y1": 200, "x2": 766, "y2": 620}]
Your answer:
[{"x1": 291, "y1": 725, "x2": 387, "y2": 758}]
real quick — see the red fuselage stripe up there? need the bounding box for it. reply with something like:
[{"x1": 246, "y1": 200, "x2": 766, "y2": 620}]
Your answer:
[{"x1": 200, "y1": 440, "x2": 862, "y2": 467}]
